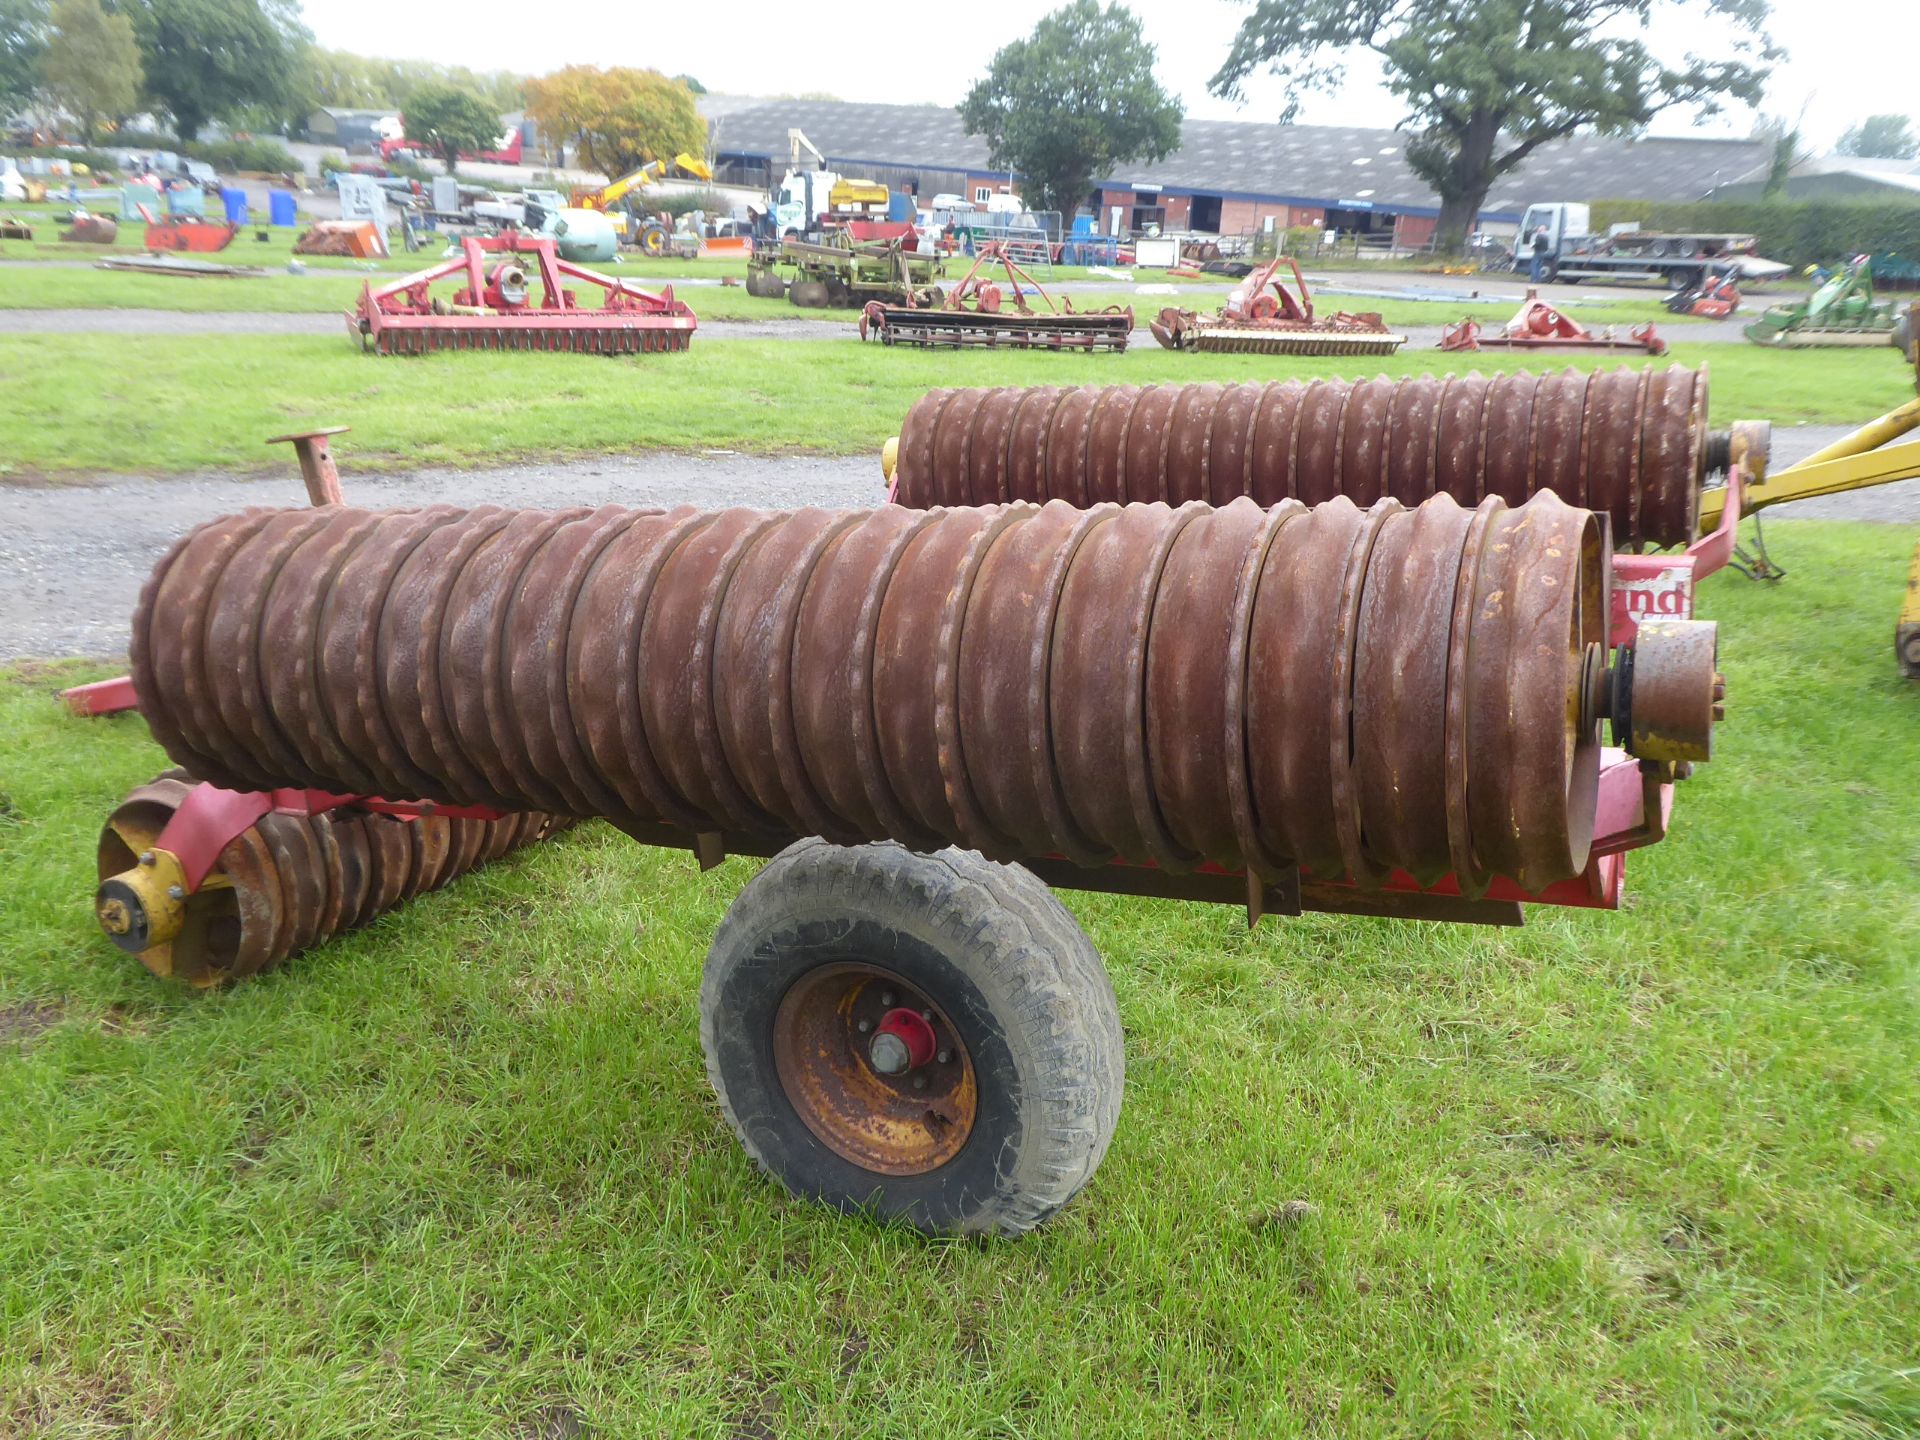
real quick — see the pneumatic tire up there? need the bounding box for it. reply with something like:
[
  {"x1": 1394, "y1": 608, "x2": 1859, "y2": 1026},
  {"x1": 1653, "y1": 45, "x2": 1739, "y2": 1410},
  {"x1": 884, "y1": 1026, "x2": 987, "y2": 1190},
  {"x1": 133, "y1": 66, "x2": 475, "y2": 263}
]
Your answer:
[{"x1": 700, "y1": 839, "x2": 1124, "y2": 1237}]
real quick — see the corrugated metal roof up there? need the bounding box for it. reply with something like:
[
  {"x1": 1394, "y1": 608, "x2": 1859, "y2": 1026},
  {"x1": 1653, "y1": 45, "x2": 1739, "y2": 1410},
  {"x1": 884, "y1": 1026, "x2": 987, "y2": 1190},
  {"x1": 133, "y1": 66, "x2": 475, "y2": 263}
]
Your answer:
[{"x1": 700, "y1": 97, "x2": 1773, "y2": 218}]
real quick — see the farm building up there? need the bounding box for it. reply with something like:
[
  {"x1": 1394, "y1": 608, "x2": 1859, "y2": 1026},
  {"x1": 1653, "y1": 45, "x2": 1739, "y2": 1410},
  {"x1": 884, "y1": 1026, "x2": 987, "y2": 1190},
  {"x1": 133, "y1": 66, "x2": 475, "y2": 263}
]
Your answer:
[
  {"x1": 1707, "y1": 154, "x2": 1920, "y2": 204},
  {"x1": 701, "y1": 96, "x2": 1773, "y2": 244}
]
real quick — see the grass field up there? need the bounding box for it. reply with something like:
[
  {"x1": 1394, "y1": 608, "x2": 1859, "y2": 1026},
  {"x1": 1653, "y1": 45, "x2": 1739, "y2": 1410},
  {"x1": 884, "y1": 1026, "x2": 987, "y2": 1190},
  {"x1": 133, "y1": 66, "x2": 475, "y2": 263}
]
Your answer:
[
  {"x1": 2, "y1": 335, "x2": 1907, "y2": 479},
  {"x1": 2, "y1": 521, "x2": 1916, "y2": 1437}
]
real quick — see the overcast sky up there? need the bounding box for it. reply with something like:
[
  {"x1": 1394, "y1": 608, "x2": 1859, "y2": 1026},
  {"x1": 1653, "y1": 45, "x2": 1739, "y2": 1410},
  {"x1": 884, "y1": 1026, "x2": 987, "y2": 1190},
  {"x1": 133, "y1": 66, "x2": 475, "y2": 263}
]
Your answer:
[{"x1": 303, "y1": 0, "x2": 1916, "y2": 152}]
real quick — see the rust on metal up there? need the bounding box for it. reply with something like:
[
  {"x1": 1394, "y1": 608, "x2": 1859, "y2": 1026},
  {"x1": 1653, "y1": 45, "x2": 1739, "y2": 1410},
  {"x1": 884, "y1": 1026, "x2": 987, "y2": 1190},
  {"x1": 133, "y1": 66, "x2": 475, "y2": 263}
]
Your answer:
[
  {"x1": 892, "y1": 367, "x2": 1713, "y2": 549},
  {"x1": 125, "y1": 492, "x2": 1690, "y2": 902},
  {"x1": 1618, "y1": 618, "x2": 1722, "y2": 763},
  {"x1": 771, "y1": 962, "x2": 977, "y2": 1174}
]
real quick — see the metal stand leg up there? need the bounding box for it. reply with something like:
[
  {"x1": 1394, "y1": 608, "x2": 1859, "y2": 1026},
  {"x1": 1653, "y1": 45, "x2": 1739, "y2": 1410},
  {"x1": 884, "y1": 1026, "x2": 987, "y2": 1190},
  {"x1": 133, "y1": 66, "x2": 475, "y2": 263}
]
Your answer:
[
  {"x1": 265, "y1": 425, "x2": 351, "y2": 507},
  {"x1": 1729, "y1": 511, "x2": 1786, "y2": 582}
]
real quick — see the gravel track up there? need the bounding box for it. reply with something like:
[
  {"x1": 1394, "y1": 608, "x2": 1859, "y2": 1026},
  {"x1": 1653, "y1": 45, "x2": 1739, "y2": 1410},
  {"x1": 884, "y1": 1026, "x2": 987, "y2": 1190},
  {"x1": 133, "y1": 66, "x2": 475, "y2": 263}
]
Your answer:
[{"x1": 4, "y1": 426, "x2": 1915, "y2": 663}]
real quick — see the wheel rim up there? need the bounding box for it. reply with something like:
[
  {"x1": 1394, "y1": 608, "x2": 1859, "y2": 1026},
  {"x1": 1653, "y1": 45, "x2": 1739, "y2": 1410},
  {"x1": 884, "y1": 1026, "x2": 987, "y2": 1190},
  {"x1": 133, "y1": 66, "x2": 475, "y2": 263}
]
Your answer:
[{"x1": 771, "y1": 962, "x2": 977, "y2": 1176}]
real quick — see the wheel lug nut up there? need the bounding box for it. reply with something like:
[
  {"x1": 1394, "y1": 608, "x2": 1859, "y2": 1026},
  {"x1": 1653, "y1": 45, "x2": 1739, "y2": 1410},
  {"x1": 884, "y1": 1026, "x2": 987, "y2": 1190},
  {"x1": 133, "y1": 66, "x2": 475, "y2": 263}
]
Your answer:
[
  {"x1": 920, "y1": 1009, "x2": 933, "y2": 1021},
  {"x1": 936, "y1": 1049, "x2": 952, "y2": 1064},
  {"x1": 912, "y1": 1075, "x2": 928, "y2": 1091},
  {"x1": 165, "y1": 884, "x2": 185, "y2": 902},
  {"x1": 856, "y1": 1019, "x2": 872, "y2": 1034},
  {"x1": 879, "y1": 990, "x2": 896, "y2": 1007},
  {"x1": 868, "y1": 1031, "x2": 910, "y2": 1075}
]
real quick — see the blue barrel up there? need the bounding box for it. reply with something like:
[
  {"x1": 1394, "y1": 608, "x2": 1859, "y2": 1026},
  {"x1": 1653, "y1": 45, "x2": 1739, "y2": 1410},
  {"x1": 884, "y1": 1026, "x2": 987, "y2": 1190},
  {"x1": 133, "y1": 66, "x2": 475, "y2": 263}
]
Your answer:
[
  {"x1": 221, "y1": 187, "x2": 248, "y2": 223},
  {"x1": 887, "y1": 190, "x2": 914, "y2": 223},
  {"x1": 269, "y1": 190, "x2": 297, "y2": 227}
]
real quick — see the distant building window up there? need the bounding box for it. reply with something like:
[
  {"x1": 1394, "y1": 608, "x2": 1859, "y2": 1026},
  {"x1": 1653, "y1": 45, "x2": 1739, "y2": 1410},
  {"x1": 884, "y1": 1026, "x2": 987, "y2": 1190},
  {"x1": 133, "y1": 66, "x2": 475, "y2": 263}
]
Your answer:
[{"x1": 974, "y1": 186, "x2": 991, "y2": 204}]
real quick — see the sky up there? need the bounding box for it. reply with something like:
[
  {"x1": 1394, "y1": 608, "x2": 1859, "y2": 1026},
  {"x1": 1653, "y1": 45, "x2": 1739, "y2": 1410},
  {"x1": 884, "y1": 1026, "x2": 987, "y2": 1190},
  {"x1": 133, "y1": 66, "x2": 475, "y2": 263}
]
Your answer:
[{"x1": 301, "y1": 0, "x2": 1918, "y2": 153}]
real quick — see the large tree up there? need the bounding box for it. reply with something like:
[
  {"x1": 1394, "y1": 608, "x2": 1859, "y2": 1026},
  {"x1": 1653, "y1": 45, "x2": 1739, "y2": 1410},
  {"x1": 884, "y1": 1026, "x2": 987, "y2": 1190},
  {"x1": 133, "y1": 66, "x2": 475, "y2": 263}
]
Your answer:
[
  {"x1": 42, "y1": 0, "x2": 139, "y2": 142},
  {"x1": 125, "y1": 0, "x2": 298, "y2": 140},
  {"x1": 1836, "y1": 114, "x2": 1918, "y2": 160},
  {"x1": 403, "y1": 83, "x2": 500, "y2": 170},
  {"x1": 959, "y1": 0, "x2": 1182, "y2": 218},
  {"x1": 305, "y1": 49, "x2": 524, "y2": 114},
  {"x1": 1212, "y1": 0, "x2": 1775, "y2": 248},
  {"x1": 524, "y1": 65, "x2": 703, "y2": 177},
  {"x1": 0, "y1": 0, "x2": 47, "y2": 113}
]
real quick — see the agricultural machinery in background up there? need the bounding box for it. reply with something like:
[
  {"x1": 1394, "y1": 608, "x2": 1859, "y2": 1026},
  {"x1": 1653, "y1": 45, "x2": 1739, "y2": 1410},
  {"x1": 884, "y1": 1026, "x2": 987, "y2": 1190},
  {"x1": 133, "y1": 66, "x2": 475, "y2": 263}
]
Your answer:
[
  {"x1": 349, "y1": 232, "x2": 698, "y2": 355},
  {"x1": 1745, "y1": 256, "x2": 1904, "y2": 348},
  {"x1": 1439, "y1": 290, "x2": 1667, "y2": 354},
  {"x1": 857, "y1": 244, "x2": 1133, "y2": 351},
  {"x1": 744, "y1": 235, "x2": 945, "y2": 309},
  {"x1": 1149, "y1": 255, "x2": 1405, "y2": 356},
  {"x1": 57, "y1": 210, "x2": 117, "y2": 244}
]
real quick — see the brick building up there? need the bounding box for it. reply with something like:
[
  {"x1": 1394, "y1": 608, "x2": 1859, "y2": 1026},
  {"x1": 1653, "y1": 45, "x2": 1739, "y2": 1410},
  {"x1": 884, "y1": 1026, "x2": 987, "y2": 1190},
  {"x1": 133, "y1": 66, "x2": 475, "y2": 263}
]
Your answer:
[{"x1": 700, "y1": 96, "x2": 1772, "y2": 244}]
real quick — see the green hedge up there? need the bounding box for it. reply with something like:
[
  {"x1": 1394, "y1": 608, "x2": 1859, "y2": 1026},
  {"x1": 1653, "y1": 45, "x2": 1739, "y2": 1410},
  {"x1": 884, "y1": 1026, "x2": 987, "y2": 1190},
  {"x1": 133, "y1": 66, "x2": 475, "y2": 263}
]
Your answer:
[
  {"x1": 189, "y1": 138, "x2": 297, "y2": 174},
  {"x1": 1589, "y1": 198, "x2": 1920, "y2": 270}
]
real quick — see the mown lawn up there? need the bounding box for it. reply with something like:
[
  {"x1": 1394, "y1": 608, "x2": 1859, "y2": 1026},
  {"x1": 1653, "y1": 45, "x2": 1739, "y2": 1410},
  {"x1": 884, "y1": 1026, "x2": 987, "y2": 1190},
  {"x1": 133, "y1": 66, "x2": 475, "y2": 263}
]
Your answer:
[
  {"x1": 2, "y1": 335, "x2": 1908, "y2": 479},
  {"x1": 1, "y1": 521, "x2": 1916, "y2": 1437}
]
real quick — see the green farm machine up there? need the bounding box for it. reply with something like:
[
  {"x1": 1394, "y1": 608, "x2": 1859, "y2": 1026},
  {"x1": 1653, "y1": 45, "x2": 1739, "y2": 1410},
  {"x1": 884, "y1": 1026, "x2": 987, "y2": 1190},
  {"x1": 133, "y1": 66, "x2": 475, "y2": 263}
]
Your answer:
[
  {"x1": 745, "y1": 236, "x2": 945, "y2": 309},
  {"x1": 1745, "y1": 256, "x2": 1903, "y2": 348}
]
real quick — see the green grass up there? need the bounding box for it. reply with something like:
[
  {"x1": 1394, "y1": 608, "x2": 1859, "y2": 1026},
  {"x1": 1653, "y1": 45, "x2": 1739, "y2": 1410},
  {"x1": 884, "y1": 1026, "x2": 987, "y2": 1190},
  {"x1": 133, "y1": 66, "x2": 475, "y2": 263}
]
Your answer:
[
  {"x1": 0, "y1": 335, "x2": 1907, "y2": 478},
  {"x1": 2, "y1": 520, "x2": 1916, "y2": 1436}
]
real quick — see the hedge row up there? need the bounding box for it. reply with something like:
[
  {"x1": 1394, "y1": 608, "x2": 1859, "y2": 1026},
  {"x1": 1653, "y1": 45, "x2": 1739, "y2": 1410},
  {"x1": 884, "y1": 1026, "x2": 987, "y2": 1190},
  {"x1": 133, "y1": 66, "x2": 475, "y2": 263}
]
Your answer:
[
  {"x1": 189, "y1": 138, "x2": 297, "y2": 175},
  {"x1": 1590, "y1": 199, "x2": 1920, "y2": 270}
]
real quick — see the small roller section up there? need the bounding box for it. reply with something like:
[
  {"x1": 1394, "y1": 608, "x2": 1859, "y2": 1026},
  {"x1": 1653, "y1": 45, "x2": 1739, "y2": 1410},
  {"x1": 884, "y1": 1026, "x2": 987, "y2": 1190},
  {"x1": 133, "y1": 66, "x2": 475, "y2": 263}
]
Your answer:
[{"x1": 94, "y1": 773, "x2": 568, "y2": 986}]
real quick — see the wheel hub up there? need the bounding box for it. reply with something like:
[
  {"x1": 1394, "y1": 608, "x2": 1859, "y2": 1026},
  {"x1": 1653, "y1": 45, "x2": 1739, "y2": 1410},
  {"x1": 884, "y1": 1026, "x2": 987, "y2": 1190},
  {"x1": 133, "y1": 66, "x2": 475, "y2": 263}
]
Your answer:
[{"x1": 771, "y1": 963, "x2": 977, "y2": 1176}]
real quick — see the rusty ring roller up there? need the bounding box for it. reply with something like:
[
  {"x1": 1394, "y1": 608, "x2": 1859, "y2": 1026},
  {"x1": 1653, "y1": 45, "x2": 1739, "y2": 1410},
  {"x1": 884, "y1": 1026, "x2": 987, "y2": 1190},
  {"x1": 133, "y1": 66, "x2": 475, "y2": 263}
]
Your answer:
[
  {"x1": 131, "y1": 493, "x2": 1610, "y2": 900},
  {"x1": 895, "y1": 366, "x2": 1708, "y2": 550},
  {"x1": 95, "y1": 771, "x2": 568, "y2": 986}
]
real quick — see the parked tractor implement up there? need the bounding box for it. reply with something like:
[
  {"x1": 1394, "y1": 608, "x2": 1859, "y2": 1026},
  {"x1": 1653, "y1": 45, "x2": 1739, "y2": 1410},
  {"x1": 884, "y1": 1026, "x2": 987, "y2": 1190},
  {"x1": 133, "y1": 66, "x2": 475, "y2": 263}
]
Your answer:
[
  {"x1": 139, "y1": 205, "x2": 238, "y2": 253},
  {"x1": 1150, "y1": 255, "x2": 1405, "y2": 357},
  {"x1": 122, "y1": 460, "x2": 1725, "y2": 1235},
  {"x1": 1745, "y1": 256, "x2": 1901, "y2": 348},
  {"x1": 858, "y1": 244, "x2": 1132, "y2": 351},
  {"x1": 58, "y1": 211, "x2": 117, "y2": 244},
  {"x1": 746, "y1": 235, "x2": 945, "y2": 309},
  {"x1": 349, "y1": 233, "x2": 697, "y2": 355},
  {"x1": 1440, "y1": 290, "x2": 1667, "y2": 355}
]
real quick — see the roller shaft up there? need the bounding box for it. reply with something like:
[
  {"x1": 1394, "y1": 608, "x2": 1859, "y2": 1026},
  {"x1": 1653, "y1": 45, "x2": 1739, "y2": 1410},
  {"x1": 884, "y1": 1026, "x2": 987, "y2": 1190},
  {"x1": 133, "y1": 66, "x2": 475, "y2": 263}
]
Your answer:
[
  {"x1": 893, "y1": 367, "x2": 1708, "y2": 549},
  {"x1": 96, "y1": 772, "x2": 567, "y2": 986},
  {"x1": 132, "y1": 494, "x2": 1611, "y2": 896}
]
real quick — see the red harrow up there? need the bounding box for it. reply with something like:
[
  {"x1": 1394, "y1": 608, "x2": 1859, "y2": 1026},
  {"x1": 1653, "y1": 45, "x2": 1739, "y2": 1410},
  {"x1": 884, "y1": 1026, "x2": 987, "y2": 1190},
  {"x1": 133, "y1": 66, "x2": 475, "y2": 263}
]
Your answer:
[
  {"x1": 349, "y1": 233, "x2": 698, "y2": 356},
  {"x1": 1441, "y1": 290, "x2": 1666, "y2": 355}
]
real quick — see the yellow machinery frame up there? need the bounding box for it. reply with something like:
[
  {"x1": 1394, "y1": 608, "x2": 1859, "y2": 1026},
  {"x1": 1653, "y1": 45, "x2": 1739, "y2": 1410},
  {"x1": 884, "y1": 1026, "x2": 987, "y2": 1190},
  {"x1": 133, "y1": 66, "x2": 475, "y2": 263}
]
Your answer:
[{"x1": 1701, "y1": 304, "x2": 1920, "y2": 678}]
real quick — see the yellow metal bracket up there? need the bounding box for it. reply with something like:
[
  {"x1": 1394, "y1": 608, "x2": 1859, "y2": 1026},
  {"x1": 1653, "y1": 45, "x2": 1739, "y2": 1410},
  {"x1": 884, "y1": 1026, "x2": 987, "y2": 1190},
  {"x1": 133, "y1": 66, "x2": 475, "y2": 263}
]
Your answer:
[{"x1": 1698, "y1": 396, "x2": 1920, "y2": 531}]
